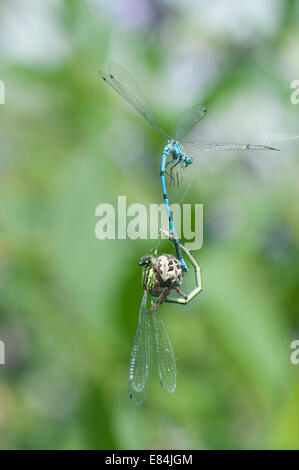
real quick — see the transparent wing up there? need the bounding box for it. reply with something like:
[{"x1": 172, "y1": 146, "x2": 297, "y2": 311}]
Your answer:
[
  {"x1": 129, "y1": 386, "x2": 148, "y2": 406},
  {"x1": 152, "y1": 311, "x2": 176, "y2": 394},
  {"x1": 129, "y1": 357, "x2": 153, "y2": 406},
  {"x1": 99, "y1": 63, "x2": 170, "y2": 140},
  {"x1": 181, "y1": 140, "x2": 279, "y2": 151},
  {"x1": 175, "y1": 104, "x2": 207, "y2": 142},
  {"x1": 128, "y1": 291, "x2": 152, "y2": 394}
]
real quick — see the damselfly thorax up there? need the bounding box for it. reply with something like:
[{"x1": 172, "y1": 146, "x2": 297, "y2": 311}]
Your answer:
[
  {"x1": 164, "y1": 140, "x2": 193, "y2": 187},
  {"x1": 139, "y1": 253, "x2": 183, "y2": 299}
]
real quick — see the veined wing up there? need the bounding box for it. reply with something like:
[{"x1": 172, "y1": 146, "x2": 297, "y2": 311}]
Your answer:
[
  {"x1": 152, "y1": 310, "x2": 176, "y2": 393},
  {"x1": 99, "y1": 63, "x2": 170, "y2": 140},
  {"x1": 128, "y1": 291, "x2": 152, "y2": 394},
  {"x1": 175, "y1": 104, "x2": 207, "y2": 142},
  {"x1": 129, "y1": 362, "x2": 152, "y2": 406},
  {"x1": 181, "y1": 139, "x2": 279, "y2": 151}
]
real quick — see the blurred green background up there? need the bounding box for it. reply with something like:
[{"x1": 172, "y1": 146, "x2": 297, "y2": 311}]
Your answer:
[{"x1": 0, "y1": 0, "x2": 299, "y2": 450}]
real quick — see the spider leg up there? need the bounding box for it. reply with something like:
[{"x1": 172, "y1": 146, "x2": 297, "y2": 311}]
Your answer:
[
  {"x1": 146, "y1": 287, "x2": 171, "y2": 315},
  {"x1": 174, "y1": 287, "x2": 187, "y2": 300}
]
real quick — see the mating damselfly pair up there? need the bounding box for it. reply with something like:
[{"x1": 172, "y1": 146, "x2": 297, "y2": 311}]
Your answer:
[
  {"x1": 99, "y1": 63, "x2": 278, "y2": 272},
  {"x1": 99, "y1": 63, "x2": 278, "y2": 404}
]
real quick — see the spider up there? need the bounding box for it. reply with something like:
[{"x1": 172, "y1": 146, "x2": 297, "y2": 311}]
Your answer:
[{"x1": 138, "y1": 229, "x2": 202, "y2": 314}]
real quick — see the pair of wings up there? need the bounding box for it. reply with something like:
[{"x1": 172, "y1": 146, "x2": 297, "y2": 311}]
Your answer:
[
  {"x1": 128, "y1": 291, "x2": 176, "y2": 405},
  {"x1": 99, "y1": 63, "x2": 278, "y2": 152}
]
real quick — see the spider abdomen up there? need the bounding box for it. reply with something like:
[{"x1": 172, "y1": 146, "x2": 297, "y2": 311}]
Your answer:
[{"x1": 156, "y1": 254, "x2": 183, "y2": 287}]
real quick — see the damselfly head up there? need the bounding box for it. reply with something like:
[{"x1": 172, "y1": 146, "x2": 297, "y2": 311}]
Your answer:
[
  {"x1": 138, "y1": 256, "x2": 153, "y2": 267},
  {"x1": 185, "y1": 157, "x2": 193, "y2": 166}
]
